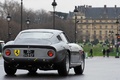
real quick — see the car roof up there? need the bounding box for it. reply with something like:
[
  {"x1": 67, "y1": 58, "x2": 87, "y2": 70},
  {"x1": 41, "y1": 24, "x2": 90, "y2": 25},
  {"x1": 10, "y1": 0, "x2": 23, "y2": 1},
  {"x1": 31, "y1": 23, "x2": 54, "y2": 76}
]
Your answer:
[{"x1": 21, "y1": 29, "x2": 63, "y2": 35}]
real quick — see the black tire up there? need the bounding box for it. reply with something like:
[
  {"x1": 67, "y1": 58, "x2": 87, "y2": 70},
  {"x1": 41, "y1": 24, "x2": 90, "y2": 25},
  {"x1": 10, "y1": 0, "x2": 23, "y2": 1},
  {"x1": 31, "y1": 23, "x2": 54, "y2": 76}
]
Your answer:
[
  {"x1": 28, "y1": 67, "x2": 37, "y2": 74},
  {"x1": 58, "y1": 52, "x2": 70, "y2": 76},
  {"x1": 4, "y1": 61, "x2": 17, "y2": 75},
  {"x1": 74, "y1": 54, "x2": 85, "y2": 75}
]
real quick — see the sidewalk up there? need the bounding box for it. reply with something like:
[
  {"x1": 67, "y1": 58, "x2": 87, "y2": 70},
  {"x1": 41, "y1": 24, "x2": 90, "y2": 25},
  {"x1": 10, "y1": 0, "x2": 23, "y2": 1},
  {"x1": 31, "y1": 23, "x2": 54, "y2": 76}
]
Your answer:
[{"x1": 85, "y1": 56, "x2": 119, "y2": 59}]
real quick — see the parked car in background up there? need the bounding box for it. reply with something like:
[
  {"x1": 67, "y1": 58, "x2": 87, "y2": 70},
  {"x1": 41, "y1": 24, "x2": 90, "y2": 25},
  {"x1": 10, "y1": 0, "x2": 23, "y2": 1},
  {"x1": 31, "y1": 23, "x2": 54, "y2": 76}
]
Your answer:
[
  {"x1": 2, "y1": 29, "x2": 85, "y2": 76},
  {"x1": 0, "y1": 40, "x2": 4, "y2": 55}
]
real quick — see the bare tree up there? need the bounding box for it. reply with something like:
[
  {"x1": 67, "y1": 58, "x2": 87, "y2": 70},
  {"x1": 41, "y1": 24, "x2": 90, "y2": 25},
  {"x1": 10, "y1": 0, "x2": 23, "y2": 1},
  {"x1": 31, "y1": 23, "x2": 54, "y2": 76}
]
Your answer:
[{"x1": 0, "y1": 0, "x2": 75, "y2": 42}]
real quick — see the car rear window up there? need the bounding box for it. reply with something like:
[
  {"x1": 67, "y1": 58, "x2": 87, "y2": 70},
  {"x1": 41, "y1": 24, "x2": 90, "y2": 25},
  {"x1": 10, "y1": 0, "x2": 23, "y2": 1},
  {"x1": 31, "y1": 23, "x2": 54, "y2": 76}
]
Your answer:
[{"x1": 18, "y1": 32, "x2": 54, "y2": 39}]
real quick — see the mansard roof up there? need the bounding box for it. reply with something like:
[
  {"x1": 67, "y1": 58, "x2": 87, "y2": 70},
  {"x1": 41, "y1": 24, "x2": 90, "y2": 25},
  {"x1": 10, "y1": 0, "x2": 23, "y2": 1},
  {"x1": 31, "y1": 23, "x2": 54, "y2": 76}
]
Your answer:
[
  {"x1": 68, "y1": 5, "x2": 120, "y2": 19},
  {"x1": 85, "y1": 7, "x2": 120, "y2": 19}
]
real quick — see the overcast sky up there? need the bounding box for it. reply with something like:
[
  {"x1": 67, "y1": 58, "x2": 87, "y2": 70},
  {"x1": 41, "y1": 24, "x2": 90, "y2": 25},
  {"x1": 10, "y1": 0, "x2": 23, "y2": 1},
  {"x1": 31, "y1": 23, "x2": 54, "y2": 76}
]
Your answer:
[{"x1": 1, "y1": 0, "x2": 120, "y2": 13}]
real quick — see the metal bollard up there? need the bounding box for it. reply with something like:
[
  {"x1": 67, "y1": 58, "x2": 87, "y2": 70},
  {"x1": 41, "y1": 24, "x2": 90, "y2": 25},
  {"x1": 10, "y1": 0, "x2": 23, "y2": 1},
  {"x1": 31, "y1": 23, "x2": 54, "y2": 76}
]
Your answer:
[{"x1": 85, "y1": 52, "x2": 88, "y2": 59}]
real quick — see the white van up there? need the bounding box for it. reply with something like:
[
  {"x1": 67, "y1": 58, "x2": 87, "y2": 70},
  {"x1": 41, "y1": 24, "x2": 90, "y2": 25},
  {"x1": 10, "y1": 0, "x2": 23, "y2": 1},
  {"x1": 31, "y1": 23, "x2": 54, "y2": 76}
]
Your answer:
[{"x1": 0, "y1": 40, "x2": 4, "y2": 55}]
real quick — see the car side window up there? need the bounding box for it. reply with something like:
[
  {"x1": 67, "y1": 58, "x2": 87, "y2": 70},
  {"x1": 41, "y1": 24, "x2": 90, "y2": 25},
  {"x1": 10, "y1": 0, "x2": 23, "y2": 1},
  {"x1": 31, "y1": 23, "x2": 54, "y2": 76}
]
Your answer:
[
  {"x1": 60, "y1": 33, "x2": 68, "y2": 43},
  {"x1": 57, "y1": 35, "x2": 62, "y2": 41}
]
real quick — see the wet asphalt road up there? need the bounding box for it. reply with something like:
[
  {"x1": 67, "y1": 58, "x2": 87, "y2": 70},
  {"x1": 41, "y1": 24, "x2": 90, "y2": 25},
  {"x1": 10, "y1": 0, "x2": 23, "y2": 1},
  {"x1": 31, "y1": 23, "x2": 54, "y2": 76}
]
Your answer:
[{"x1": 0, "y1": 57, "x2": 120, "y2": 80}]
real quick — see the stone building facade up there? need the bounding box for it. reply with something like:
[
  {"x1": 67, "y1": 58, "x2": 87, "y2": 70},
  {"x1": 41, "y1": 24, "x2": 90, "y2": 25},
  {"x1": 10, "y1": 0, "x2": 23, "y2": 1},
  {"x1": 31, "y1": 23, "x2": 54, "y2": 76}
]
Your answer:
[{"x1": 68, "y1": 5, "x2": 120, "y2": 43}]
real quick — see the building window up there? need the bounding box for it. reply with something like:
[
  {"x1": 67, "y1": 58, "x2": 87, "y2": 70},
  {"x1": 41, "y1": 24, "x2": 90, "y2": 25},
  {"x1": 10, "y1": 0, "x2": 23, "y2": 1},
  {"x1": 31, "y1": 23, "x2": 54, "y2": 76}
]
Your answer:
[
  {"x1": 105, "y1": 20, "x2": 108, "y2": 23},
  {"x1": 100, "y1": 31, "x2": 102, "y2": 35},
  {"x1": 100, "y1": 26, "x2": 102, "y2": 29},
  {"x1": 93, "y1": 20, "x2": 96, "y2": 23},
  {"x1": 86, "y1": 20, "x2": 88, "y2": 23},
  {"x1": 94, "y1": 31, "x2": 96, "y2": 34},
  {"x1": 86, "y1": 30, "x2": 89, "y2": 34},
  {"x1": 81, "y1": 26, "x2": 83, "y2": 29},
  {"x1": 81, "y1": 17, "x2": 83, "y2": 19},
  {"x1": 81, "y1": 20, "x2": 83, "y2": 23},
  {"x1": 99, "y1": 36, "x2": 102, "y2": 40},
  {"x1": 105, "y1": 26, "x2": 107, "y2": 29},
  {"x1": 105, "y1": 31, "x2": 107, "y2": 35},
  {"x1": 94, "y1": 26, "x2": 96, "y2": 29},
  {"x1": 111, "y1": 26, "x2": 113, "y2": 29},
  {"x1": 86, "y1": 25, "x2": 88, "y2": 29}
]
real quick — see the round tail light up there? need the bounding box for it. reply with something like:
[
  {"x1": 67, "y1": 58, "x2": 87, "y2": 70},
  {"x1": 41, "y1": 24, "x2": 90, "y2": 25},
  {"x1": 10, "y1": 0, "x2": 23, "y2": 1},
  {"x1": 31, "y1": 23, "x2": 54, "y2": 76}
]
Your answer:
[
  {"x1": 47, "y1": 50, "x2": 54, "y2": 57},
  {"x1": 5, "y1": 49, "x2": 11, "y2": 56}
]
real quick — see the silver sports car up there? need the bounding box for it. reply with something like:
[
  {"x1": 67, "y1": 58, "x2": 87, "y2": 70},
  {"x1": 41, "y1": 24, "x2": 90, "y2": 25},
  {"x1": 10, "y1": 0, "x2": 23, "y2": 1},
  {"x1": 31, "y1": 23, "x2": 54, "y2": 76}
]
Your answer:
[{"x1": 2, "y1": 29, "x2": 85, "y2": 76}]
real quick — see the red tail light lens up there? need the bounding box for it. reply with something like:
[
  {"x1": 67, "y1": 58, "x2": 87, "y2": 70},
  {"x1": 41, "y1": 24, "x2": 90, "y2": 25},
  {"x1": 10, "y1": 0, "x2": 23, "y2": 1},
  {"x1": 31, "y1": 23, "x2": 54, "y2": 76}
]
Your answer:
[
  {"x1": 47, "y1": 50, "x2": 54, "y2": 57},
  {"x1": 5, "y1": 49, "x2": 11, "y2": 56}
]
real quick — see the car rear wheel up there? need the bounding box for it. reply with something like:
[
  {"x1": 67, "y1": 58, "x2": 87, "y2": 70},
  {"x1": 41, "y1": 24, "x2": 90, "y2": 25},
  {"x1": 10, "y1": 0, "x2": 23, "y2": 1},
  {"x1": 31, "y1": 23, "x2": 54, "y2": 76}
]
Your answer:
[
  {"x1": 74, "y1": 55, "x2": 85, "y2": 75},
  {"x1": 58, "y1": 52, "x2": 70, "y2": 76},
  {"x1": 4, "y1": 61, "x2": 17, "y2": 75}
]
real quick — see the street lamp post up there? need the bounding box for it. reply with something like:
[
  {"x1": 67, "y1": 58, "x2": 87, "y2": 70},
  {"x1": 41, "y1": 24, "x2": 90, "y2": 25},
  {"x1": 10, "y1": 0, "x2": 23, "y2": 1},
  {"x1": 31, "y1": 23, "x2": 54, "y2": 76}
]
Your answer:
[
  {"x1": 109, "y1": 31, "x2": 114, "y2": 46},
  {"x1": 26, "y1": 17, "x2": 30, "y2": 29},
  {"x1": 21, "y1": 0, "x2": 23, "y2": 31},
  {"x1": 52, "y1": 0, "x2": 57, "y2": 29},
  {"x1": 74, "y1": 6, "x2": 78, "y2": 43},
  {"x1": 90, "y1": 18, "x2": 93, "y2": 43},
  {"x1": 109, "y1": 31, "x2": 114, "y2": 51},
  {"x1": 109, "y1": 31, "x2": 114, "y2": 43},
  {"x1": 7, "y1": 13, "x2": 11, "y2": 41},
  {"x1": 115, "y1": 19, "x2": 119, "y2": 58}
]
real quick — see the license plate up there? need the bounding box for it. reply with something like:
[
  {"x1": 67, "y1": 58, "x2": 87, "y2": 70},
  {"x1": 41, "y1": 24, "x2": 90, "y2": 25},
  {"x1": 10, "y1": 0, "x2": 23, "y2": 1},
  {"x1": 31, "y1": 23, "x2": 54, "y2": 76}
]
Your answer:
[{"x1": 23, "y1": 50, "x2": 34, "y2": 57}]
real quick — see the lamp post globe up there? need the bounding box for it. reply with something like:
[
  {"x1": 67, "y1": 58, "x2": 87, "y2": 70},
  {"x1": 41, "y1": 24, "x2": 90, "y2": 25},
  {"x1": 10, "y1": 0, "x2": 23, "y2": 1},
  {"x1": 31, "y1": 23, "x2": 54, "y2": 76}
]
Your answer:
[
  {"x1": 7, "y1": 14, "x2": 11, "y2": 22},
  {"x1": 52, "y1": 0, "x2": 57, "y2": 7},
  {"x1": 74, "y1": 6, "x2": 78, "y2": 13},
  {"x1": 26, "y1": 20, "x2": 30, "y2": 25},
  {"x1": 26, "y1": 17, "x2": 30, "y2": 29}
]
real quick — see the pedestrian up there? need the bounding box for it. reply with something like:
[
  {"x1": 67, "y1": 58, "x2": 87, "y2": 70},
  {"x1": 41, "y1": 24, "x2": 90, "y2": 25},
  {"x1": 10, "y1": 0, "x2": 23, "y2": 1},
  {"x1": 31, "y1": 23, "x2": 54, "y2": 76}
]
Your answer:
[
  {"x1": 106, "y1": 48, "x2": 110, "y2": 57},
  {"x1": 103, "y1": 48, "x2": 106, "y2": 57},
  {"x1": 89, "y1": 48, "x2": 93, "y2": 57}
]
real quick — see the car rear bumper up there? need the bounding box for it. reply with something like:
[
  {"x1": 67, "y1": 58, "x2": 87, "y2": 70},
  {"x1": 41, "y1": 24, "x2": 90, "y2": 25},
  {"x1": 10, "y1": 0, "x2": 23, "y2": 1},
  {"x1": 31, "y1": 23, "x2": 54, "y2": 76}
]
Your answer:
[
  {"x1": 4, "y1": 57, "x2": 56, "y2": 63},
  {"x1": 3, "y1": 55, "x2": 65, "y2": 70}
]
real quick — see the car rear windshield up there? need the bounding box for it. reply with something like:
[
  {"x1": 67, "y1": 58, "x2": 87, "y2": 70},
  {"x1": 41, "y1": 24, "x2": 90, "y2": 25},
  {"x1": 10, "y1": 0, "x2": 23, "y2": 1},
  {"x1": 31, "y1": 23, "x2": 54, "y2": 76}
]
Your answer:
[{"x1": 18, "y1": 32, "x2": 54, "y2": 39}]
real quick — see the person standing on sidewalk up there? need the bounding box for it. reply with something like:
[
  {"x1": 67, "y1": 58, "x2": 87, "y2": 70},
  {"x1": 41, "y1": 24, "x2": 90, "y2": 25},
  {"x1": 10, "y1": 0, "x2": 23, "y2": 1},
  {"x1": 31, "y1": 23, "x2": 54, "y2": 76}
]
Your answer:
[
  {"x1": 103, "y1": 48, "x2": 106, "y2": 57},
  {"x1": 106, "y1": 48, "x2": 110, "y2": 57},
  {"x1": 89, "y1": 48, "x2": 93, "y2": 57}
]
